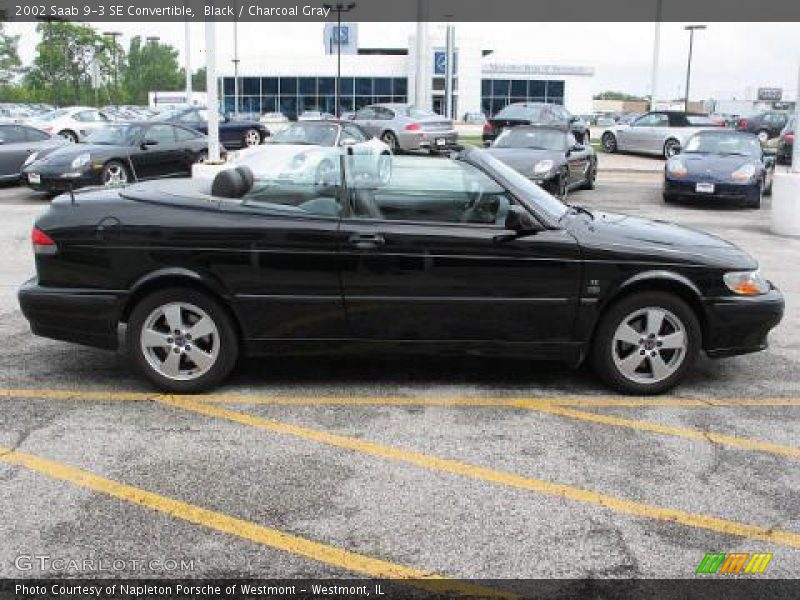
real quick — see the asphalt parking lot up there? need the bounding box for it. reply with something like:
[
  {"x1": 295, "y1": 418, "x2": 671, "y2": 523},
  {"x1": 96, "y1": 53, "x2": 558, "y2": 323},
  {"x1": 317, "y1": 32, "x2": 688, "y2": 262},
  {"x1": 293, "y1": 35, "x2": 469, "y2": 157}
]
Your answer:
[{"x1": 0, "y1": 167, "x2": 799, "y2": 589}]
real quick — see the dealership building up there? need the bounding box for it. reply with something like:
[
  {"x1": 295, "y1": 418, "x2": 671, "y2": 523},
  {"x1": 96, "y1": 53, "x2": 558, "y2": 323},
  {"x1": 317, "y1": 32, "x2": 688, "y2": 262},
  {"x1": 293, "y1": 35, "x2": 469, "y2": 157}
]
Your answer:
[{"x1": 216, "y1": 24, "x2": 595, "y2": 119}]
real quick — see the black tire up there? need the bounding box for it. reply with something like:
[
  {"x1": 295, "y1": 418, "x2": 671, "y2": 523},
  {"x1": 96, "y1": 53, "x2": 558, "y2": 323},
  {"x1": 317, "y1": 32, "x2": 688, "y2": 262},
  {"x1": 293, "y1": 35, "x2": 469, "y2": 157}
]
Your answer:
[
  {"x1": 663, "y1": 192, "x2": 677, "y2": 203},
  {"x1": 556, "y1": 172, "x2": 568, "y2": 200},
  {"x1": 58, "y1": 129, "x2": 78, "y2": 143},
  {"x1": 127, "y1": 287, "x2": 239, "y2": 393},
  {"x1": 381, "y1": 131, "x2": 400, "y2": 153},
  {"x1": 601, "y1": 132, "x2": 617, "y2": 153},
  {"x1": 663, "y1": 139, "x2": 681, "y2": 159},
  {"x1": 592, "y1": 291, "x2": 701, "y2": 395},
  {"x1": 764, "y1": 175, "x2": 773, "y2": 197},
  {"x1": 194, "y1": 150, "x2": 208, "y2": 164},
  {"x1": 580, "y1": 160, "x2": 597, "y2": 190},
  {"x1": 101, "y1": 160, "x2": 132, "y2": 186}
]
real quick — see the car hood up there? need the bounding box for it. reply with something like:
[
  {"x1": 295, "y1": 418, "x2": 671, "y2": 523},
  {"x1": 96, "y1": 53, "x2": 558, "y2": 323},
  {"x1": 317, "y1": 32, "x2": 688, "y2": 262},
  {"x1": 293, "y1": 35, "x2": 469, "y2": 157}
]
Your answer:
[
  {"x1": 567, "y1": 210, "x2": 757, "y2": 270},
  {"x1": 27, "y1": 144, "x2": 123, "y2": 168},
  {"x1": 677, "y1": 153, "x2": 758, "y2": 175},
  {"x1": 485, "y1": 147, "x2": 563, "y2": 174}
]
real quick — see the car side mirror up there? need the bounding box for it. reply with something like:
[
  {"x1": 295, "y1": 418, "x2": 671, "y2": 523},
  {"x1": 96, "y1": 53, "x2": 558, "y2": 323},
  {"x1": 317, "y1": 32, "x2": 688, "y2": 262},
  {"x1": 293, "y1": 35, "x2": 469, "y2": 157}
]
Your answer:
[
  {"x1": 340, "y1": 138, "x2": 357, "y2": 147},
  {"x1": 495, "y1": 206, "x2": 542, "y2": 242}
]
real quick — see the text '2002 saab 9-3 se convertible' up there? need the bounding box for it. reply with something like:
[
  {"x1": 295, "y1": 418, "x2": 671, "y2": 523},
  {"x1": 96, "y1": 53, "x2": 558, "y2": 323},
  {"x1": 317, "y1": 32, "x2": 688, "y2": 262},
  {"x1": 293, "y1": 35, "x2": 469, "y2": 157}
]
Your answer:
[{"x1": 19, "y1": 147, "x2": 783, "y2": 394}]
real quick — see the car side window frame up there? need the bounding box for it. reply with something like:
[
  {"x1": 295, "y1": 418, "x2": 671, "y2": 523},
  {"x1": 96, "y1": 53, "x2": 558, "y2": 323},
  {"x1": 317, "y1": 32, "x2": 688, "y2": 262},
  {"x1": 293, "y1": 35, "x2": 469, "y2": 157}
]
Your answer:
[{"x1": 341, "y1": 157, "x2": 518, "y2": 229}]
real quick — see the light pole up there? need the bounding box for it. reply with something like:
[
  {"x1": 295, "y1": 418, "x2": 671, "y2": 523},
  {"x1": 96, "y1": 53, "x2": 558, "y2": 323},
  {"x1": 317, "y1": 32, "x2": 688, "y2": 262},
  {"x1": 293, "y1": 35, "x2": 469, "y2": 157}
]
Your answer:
[
  {"x1": 322, "y1": 2, "x2": 356, "y2": 118},
  {"x1": 683, "y1": 25, "x2": 706, "y2": 112},
  {"x1": 232, "y1": 0, "x2": 239, "y2": 116},
  {"x1": 102, "y1": 31, "x2": 122, "y2": 104},
  {"x1": 146, "y1": 36, "x2": 160, "y2": 107},
  {"x1": 650, "y1": 0, "x2": 662, "y2": 110}
]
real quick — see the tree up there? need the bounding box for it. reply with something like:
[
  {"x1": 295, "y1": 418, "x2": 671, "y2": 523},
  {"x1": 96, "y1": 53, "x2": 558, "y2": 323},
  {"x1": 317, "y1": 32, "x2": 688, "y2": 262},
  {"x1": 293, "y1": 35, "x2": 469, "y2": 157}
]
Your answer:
[
  {"x1": 192, "y1": 66, "x2": 207, "y2": 92},
  {"x1": 25, "y1": 21, "x2": 117, "y2": 106},
  {"x1": 121, "y1": 36, "x2": 183, "y2": 105},
  {"x1": 0, "y1": 21, "x2": 21, "y2": 86},
  {"x1": 593, "y1": 91, "x2": 647, "y2": 102}
]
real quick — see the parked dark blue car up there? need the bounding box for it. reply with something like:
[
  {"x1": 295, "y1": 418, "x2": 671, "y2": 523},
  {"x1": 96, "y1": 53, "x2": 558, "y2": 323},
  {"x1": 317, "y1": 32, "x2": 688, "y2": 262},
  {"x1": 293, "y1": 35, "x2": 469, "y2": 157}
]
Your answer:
[
  {"x1": 154, "y1": 107, "x2": 269, "y2": 149},
  {"x1": 663, "y1": 130, "x2": 775, "y2": 209}
]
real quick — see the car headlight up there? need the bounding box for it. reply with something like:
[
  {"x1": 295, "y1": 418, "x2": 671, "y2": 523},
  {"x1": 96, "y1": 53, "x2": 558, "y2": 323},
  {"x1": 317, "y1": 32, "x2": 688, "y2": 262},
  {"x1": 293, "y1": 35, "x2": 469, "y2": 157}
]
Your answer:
[
  {"x1": 666, "y1": 158, "x2": 687, "y2": 177},
  {"x1": 23, "y1": 152, "x2": 38, "y2": 166},
  {"x1": 731, "y1": 163, "x2": 756, "y2": 182},
  {"x1": 723, "y1": 270, "x2": 770, "y2": 296},
  {"x1": 70, "y1": 153, "x2": 91, "y2": 170},
  {"x1": 533, "y1": 159, "x2": 554, "y2": 175}
]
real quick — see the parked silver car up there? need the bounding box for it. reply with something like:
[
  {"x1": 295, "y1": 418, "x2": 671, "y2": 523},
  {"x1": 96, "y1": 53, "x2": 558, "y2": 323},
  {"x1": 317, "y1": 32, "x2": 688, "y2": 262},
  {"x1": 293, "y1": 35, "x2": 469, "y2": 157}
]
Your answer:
[
  {"x1": 351, "y1": 104, "x2": 457, "y2": 153},
  {"x1": 0, "y1": 123, "x2": 68, "y2": 181},
  {"x1": 600, "y1": 111, "x2": 721, "y2": 159}
]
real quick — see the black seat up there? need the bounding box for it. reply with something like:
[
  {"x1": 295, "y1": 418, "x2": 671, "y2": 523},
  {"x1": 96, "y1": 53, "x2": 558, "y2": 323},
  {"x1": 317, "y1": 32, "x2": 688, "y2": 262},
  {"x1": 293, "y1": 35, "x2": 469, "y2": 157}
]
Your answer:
[{"x1": 211, "y1": 166, "x2": 254, "y2": 198}]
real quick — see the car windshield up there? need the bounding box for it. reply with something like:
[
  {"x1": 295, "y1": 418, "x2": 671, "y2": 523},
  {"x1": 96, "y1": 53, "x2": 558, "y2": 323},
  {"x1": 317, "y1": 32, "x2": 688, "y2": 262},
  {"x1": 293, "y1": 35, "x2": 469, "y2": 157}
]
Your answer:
[
  {"x1": 495, "y1": 105, "x2": 547, "y2": 120},
  {"x1": 683, "y1": 133, "x2": 761, "y2": 156},
  {"x1": 478, "y1": 152, "x2": 569, "y2": 220},
  {"x1": 85, "y1": 125, "x2": 143, "y2": 146},
  {"x1": 38, "y1": 109, "x2": 69, "y2": 122},
  {"x1": 493, "y1": 128, "x2": 566, "y2": 150},
  {"x1": 272, "y1": 123, "x2": 339, "y2": 146}
]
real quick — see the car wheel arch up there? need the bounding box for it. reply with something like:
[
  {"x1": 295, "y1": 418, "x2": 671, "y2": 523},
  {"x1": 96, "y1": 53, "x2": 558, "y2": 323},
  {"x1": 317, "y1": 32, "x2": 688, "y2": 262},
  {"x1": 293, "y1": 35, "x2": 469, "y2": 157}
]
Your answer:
[
  {"x1": 120, "y1": 270, "x2": 244, "y2": 341},
  {"x1": 588, "y1": 272, "x2": 707, "y2": 350}
]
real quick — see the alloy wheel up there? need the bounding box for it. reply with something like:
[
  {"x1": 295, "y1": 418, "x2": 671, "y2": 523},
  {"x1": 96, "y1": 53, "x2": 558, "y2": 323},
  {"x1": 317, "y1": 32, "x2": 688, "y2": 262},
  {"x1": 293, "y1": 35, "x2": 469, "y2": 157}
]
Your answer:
[
  {"x1": 601, "y1": 133, "x2": 616, "y2": 152},
  {"x1": 103, "y1": 163, "x2": 129, "y2": 186},
  {"x1": 381, "y1": 132, "x2": 399, "y2": 152},
  {"x1": 140, "y1": 302, "x2": 220, "y2": 381},
  {"x1": 611, "y1": 306, "x2": 687, "y2": 385},
  {"x1": 244, "y1": 129, "x2": 261, "y2": 147},
  {"x1": 664, "y1": 140, "x2": 681, "y2": 159}
]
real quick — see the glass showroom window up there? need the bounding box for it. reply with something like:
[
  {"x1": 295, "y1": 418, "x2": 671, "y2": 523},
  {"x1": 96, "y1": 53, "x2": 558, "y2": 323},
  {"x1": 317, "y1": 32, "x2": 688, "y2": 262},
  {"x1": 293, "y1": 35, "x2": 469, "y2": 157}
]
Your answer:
[{"x1": 480, "y1": 79, "x2": 566, "y2": 115}]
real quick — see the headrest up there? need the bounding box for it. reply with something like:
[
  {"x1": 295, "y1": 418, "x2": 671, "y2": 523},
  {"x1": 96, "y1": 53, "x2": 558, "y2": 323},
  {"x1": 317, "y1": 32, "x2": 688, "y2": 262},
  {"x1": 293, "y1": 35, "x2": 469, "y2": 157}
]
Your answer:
[{"x1": 211, "y1": 167, "x2": 253, "y2": 198}]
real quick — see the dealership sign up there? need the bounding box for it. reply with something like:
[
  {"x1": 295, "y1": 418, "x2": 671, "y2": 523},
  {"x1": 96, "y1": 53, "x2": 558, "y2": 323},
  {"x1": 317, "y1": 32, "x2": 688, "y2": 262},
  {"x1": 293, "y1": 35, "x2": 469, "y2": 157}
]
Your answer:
[
  {"x1": 757, "y1": 87, "x2": 783, "y2": 101},
  {"x1": 483, "y1": 63, "x2": 595, "y2": 77}
]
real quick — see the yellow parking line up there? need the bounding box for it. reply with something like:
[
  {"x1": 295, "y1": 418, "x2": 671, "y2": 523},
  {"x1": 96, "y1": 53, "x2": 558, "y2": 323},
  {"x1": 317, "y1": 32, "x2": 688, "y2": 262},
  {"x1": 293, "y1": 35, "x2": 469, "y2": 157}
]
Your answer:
[
  {"x1": 0, "y1": 445, "x2": 511, "y2": 599},
  {"x1": 161, "y1": 397, "x2": 800, "y2": 549},
  {"x1": 522, "y1": 403, "x2": 800, "y2": 460},
  {"x1": 3, "y1": 387, "x2": 800, "y2": 408}
]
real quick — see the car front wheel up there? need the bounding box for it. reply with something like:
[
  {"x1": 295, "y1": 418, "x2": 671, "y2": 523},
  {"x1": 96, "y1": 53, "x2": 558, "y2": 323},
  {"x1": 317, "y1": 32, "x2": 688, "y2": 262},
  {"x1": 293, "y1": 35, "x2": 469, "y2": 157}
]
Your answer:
[
  {"x1": 127, "y1": 287, "x2": 239, "y2": 392},
  {"x1": 592, "y1": 291, "x2": 700, "y2": 395},
  {"x1": 243, "y1": 129, "x2": 262, "y2": 147},
  {"x1": 663, "y1": 139, "x2": 681, "y2": 159}
]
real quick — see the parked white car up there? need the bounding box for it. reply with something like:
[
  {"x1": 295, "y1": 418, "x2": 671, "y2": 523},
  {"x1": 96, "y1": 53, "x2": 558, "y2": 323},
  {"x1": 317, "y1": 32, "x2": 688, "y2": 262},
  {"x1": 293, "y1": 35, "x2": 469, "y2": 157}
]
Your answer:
[
  {"x1": 600, "y1": 111, "x2": 722, "y2": 159},
  {"x1": 26, "y1": 107, "x2": 112, "y2": 143}
]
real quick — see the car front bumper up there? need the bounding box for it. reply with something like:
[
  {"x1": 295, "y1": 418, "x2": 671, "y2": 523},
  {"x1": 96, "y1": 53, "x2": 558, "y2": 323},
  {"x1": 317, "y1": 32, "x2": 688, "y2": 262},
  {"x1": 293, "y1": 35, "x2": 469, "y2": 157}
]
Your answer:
[
  {"x1": 397, "y1": 130, "x2": 459, "y2": 152},
  {"x1": 703, "y1": 286, "x2": 784, "y2": 358},
  {"x1": 18, "y1": 278, "x2": 124, "y2": 350},
  {"x1": 22, "y1": 166, "x2": 101, "y2": 193},
  {"x1": 663, "y1": 177, "x2": 761, "y2": 202}
]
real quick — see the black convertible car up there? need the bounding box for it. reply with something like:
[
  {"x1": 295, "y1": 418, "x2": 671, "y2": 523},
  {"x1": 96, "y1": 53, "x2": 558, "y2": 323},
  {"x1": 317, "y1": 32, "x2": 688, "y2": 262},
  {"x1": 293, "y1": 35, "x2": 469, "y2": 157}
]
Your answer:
[
  {"x1": 22, "y1": 122, "x2": 213, "y2": 193},
  {"x1": 663, "y1": 130, "x2": 775, "y2": 208},
  {"x1": 19, "y1": 147, "x2": 783, "y2": 394},
  {"x1": 154, "y1": 107, "x2": 268, "y2": 149},
  {"x1": 486, "y1": 125, "x2": 597, "y2": 199}
]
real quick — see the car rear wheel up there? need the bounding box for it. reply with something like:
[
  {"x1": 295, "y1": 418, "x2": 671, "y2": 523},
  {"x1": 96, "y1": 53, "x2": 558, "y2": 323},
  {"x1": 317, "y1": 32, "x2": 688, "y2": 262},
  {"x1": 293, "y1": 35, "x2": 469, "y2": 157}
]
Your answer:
[
  {"x1": 556, "y1": 172, "x2": 568, "y2": 200},
  {"x1": 592, "y1": 291, "x2": 700, "y2": 395},
  {"x1": 663, "y1": 139, "x2": 681, "y2": 159},
  {"x1": 243, "y1": 129, "x2": 261, "y2": 147},
  {"x1": 101, "y1": 160, "x2": 131, "y2": 187},
  {"x1": 756, "y1": 130, "x2": 769, "y2": 143},
  {"x1": 58, "y1": 130, "x2": 78, "y2": 143},
  {"x1": 381, "y1": 131, "x2": 400, "y2": 153},
  {"x1": 601, "y1": 132, "x2": 617, "y2": 153},
  {"x1": 127, "y1": 287, "x2": 238, "y2": 393},
  {"x1": 194, "y1": 150, "x2": 208, "y2": 164}
]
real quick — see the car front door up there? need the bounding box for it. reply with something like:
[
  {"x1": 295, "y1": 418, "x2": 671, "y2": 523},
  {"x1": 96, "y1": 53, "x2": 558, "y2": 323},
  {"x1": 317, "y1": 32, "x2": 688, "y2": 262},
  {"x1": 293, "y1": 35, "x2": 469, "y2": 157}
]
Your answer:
[
  {"x1": 620, "y1": 113, "x2": 662, "y2": 153},
  {"x1": 130, "y1": 124, "x2": 182, "y2": 179},
  {"x1": 338, "y1": 154, "x2": 582, "y2": 344}
]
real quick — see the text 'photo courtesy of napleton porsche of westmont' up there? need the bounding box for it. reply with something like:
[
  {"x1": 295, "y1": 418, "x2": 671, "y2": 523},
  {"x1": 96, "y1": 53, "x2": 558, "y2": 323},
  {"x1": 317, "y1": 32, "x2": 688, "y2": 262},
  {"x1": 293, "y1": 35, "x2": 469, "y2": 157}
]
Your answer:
[{"x1": 0, "y1": 0, "x2": 799, "y2": 599}]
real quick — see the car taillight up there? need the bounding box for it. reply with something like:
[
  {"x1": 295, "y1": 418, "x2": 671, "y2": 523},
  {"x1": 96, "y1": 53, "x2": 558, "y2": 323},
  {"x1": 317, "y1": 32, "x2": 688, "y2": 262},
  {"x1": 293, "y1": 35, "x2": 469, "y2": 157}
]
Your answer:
[
  {"x1": 786, "y1": 133, "x2": 795, "y2": 143},
  {"x1": 737, "y1": 118, "x2": 748, "y2": 129},
  {"x1": 42, "y1": 125, "x2": 53, "y2": 132},
  {"x1": 32, "y1": 226, "x2": 57, "y2": 255},
  {"x1": 405, "y1": 123, "x2": 421, "y2": 131},
  {"x1": 483, "y1": 122, "x2": 494, "y2": 134}
]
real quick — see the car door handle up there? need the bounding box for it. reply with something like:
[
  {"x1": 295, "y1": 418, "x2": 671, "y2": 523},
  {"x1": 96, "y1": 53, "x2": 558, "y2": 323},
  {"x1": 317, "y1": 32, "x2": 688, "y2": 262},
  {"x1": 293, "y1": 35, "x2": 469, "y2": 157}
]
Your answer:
[{"x1": 348, "y1": 233, "x2": 385, "y2": 250}]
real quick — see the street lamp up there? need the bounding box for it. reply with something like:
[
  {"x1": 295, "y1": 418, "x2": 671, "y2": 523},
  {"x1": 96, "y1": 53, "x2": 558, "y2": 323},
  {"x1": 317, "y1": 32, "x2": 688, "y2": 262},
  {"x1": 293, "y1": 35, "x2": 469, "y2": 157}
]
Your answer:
[
  {"x1": 103, "y1": 31, "x2": 123, "y2": 104},
  {"x1": 683, "y1": 24, "x2": 706, "y2": 112},
  {"x1": 322, "y1": 2, "x2": 356, "y2": 118},
  {"x1": 146, "y1": 36, "x2": 160, "y2": 108},
  {"x1": 232, "y1": 0, "x2": 239, "y2": 117}
]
